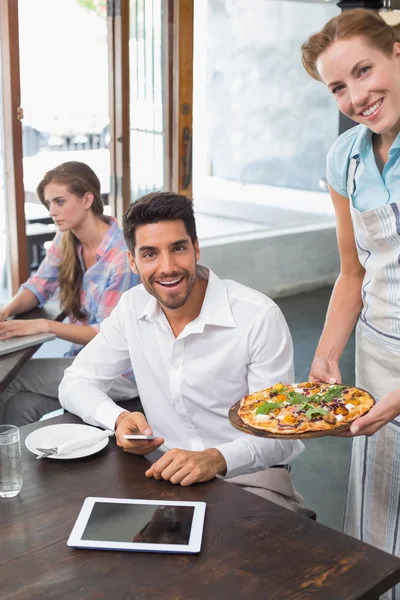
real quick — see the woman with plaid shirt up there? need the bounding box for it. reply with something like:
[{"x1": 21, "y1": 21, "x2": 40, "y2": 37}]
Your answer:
[{"x1": 0, "y1": 161, "x2": 139, "y2": 425}]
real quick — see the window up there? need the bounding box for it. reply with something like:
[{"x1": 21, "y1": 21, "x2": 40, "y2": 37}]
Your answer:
[{"x1": 193, "y1": 0, "x2": 340, "y2": 217}]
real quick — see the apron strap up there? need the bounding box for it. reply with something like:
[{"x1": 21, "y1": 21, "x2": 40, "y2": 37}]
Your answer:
[{"x1": 347, "y1": 155, "x2": 360, "y2": 199}]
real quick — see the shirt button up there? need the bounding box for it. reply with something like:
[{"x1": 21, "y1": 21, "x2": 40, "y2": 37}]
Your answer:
[
  {"x1": 174, "y1": 363, "x2": 179, "y2": 370},
  {"x1": 175, "y1": 396, "x2": 181, "y2": 402},
  {"x1": 185, "y1": 423, "x2": 193, "y2": 429}
]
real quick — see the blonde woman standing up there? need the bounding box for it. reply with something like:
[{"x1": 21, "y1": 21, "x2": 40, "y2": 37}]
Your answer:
[
  {"x1": 302, "y1": 10, "x2": 400, "y2": 596},
  {"x1": 0, "y1": 161, "x2": 139, "y2": 426}
]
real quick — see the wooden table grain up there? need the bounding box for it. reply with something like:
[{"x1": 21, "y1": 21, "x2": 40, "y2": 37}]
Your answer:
[
  {"x1": 1, "y1": 413, "x2": 400, "y2": 600},
  {"x1": 0, "y1": 306, "x2": 64, "y2": 393}
]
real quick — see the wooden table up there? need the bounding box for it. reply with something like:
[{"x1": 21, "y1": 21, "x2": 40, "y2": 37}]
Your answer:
[
  {"x1": 0, "y1": 306, "x2": 64, "y2": 393},
  {"x1": 1, "y1": 414, "x2": 400, "y2": 600}
]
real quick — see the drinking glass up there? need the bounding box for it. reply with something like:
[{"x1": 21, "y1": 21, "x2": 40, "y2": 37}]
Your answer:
[{"x1": 0, "y1": 425, "x2": 23, "y2": 498}]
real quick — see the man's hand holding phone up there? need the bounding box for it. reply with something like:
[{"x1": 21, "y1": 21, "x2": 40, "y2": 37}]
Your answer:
[{"x1": 115, "y1": 411, "x2": 164, "y2": 455}]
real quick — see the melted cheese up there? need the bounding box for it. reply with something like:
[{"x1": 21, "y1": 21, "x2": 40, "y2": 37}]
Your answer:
[
  {"x1": 345, "y1": 403, "x2": 355, "y2": 410},
  {"x1": 336, "y1": 414, "x2": 344, "y2": 422}
]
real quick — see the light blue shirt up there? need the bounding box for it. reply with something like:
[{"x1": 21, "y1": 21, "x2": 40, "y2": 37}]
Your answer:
[{"x1": 326, "y1": 124, "x2": 400, "y2": 212}]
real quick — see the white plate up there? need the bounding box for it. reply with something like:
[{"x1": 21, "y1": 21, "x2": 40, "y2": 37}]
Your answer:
[{"x1": 25, "y1": 424, "x2": 110, "y2": 459}]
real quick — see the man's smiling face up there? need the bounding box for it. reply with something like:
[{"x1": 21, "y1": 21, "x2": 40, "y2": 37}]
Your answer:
[{"x1": 129, "y1": 219, "x2": 200, "y2": 310}]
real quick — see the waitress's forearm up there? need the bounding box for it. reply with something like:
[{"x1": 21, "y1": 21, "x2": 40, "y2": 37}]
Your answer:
[
  {"x1": 315, "y1": 272, "x2": 364, "y2": 362},
  {"x1": 45, "y1": 321, "x2": 97, "y2": 345},
  {"x1": 2, "y1": 289, "x2": 39, "y2": 317}
]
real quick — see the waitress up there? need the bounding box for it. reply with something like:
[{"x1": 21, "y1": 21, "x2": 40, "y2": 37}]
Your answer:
[{"x1": 302, "y1": 8, "x2": 400, "y2": 597}]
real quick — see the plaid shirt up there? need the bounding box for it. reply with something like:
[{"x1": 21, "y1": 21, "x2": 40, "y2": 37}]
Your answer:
[{"x1": 22, "y1": 218, "x2": 138, "y2": 378}]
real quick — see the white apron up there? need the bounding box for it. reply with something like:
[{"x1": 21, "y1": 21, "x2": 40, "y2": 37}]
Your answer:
[{"x1": 344, "y1": 156, "x2": 400, "y2": 600}]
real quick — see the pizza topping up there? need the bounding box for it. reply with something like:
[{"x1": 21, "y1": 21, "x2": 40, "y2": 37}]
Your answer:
[
  {"x1": 286, "y1": 393, "x2": 309, "y2": 404},
  {"x1": 282, "y1": 415, "x2": 298, "y2": 425},
  {"x1": 349, "y1": 397, "x2": 361, "y2": 405},
  {"x1": 320, "y1": 385, "x2": 346, "y2": 403},
  {"x1": 255, "y1": 401, "x2": 284, "y2": 415},
  {"x1": 345, "y1": 403, "x2": 355, "y2": 410},
  {"x1": 278, "y1": 420, "x2": 305, "y2": 429},
  {"x1": 322, "y1": 413, "x2": 337, "y2": 425},
  {"x1": 334, "y1": 406, "x2": 349, "y2": 416},
  {"x1": 275, "y1": 394, "x2": 288, "y2": 403},
  {"x1": 273, "y1": 383, "x2": 285, "y2": 391},
  {"x1": 305, "y1": 406, "x2": 330, "y2": 420}
]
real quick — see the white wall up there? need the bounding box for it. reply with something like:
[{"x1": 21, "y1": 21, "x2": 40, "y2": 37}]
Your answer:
[{"x1": 201, "y1": 223, "x2": 339, "y2": 297}]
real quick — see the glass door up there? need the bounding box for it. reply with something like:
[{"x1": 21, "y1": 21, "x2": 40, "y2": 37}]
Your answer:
[
  {"x1": 18, "y1": 0, "x2": 111, "y2": 271},
  {"x1": 129, "y1": 0, "x2": 167, "y2": 201}
]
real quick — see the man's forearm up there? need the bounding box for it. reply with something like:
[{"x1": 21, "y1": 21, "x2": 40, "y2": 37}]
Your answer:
[
  {"x1": 59, "y1": 373, "x2": 125, "y2": 430},
  {"x1": 203, "y1": 448, "x2": 227, "y2": 476},
  {"x1": 215, "y1": 437, "x2": 304, "y2": 479}
]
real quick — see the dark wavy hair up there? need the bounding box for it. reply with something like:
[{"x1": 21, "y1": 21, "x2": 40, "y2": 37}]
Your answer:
[{"x1": 123, "y1": 191, "x2": 197, "y2": 253}]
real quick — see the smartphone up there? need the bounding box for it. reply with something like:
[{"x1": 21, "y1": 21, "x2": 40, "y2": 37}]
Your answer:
[{"x1": 122, "y1": 434, "x2": 158, "y2": 440}]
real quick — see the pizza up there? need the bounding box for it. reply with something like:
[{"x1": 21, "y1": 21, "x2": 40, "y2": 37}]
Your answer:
[{"x1": 237, "y1": 382, "x2": 374, "y2": 435}]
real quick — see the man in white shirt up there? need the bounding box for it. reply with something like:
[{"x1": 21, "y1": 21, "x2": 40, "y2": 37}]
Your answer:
[{"x1": 59, "y1": 192, "x2": 304, "y2": 510}]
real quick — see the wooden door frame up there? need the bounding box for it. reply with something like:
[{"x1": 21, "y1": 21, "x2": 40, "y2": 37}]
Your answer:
[
  {"x1": 106, "y1": 0, "x2": 117, "y2": 219},
  {"x1": 0, "y1": 0, "x2": 28, "y2": 294},
  {"x1": 107, "y1": 0, "x2": 130, "y2": 224},
  {"x1": 114, "y1": 0, "x2": 130, "y2": 222},
  {"x1": 170, "y1": 0, "x2": 194, "y2": 198},
  {"x1": 110, "y1": 0, "x2": 194, "y2": 216}
]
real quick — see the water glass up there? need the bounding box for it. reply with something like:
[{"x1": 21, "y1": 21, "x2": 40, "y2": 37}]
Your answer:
[{"x1": 0, "y1": 425, "x2": 23, "y2": 498}]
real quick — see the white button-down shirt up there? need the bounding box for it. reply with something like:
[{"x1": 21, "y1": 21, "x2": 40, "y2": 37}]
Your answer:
[{"x1": 59, "y1": 265, "x2": 304, "y2": 478}]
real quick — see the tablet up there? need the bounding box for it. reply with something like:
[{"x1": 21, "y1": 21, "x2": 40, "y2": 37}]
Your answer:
[{"x1": 67, "y1": 497, "x2": 206, "y2": 554}]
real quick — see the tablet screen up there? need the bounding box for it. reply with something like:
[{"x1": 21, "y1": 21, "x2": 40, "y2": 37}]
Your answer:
[{"x1": 81, "y1": 501, "x2": 195, "y2": 545}]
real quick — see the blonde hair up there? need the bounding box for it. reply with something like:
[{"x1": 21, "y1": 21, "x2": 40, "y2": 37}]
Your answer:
[
  {"x1": 301, "y1": 8, "x2": 400, "y2": 81},
  {"x1": 36, "y1": 161, "x2": 108, "y2": 320}
]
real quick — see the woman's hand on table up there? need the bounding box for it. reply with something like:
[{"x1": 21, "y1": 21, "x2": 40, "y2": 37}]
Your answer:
[
  {"x1": 309, "y1": 356, "x2": 342, "y2": 385},
  {"x1": 115, "y1": 411, "x2": 164, "y2": 455},
  {"x1": 0, "y1": 318, "x2": 49, "y2": 340},
  {"x1": 0, "y1": 308, "x2": 9, "y2": 322}
]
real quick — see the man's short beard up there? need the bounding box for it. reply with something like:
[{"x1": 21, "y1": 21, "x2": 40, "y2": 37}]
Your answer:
[
  {"x1": 158, "y1": 295, "x2": 189, "y2": 310},
  {"x1": 155, "y1": 270, "x2": 197, "y2": 310}
]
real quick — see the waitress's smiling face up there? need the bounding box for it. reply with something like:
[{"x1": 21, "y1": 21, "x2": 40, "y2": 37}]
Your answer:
[{"x1": 317, "y1": 36, "x2": 400, "y2": 135}]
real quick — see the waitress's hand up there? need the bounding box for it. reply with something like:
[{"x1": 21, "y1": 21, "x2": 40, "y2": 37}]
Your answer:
[
  {"x1": 309, "y1": 356, "x2": 342, "y2": 384},
  {"x1": 0, "y1": 318, "x2": 49, "y2": 340},
  {"x1": 347, "y1": 389, "x2": 400, "y2": 437}
]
